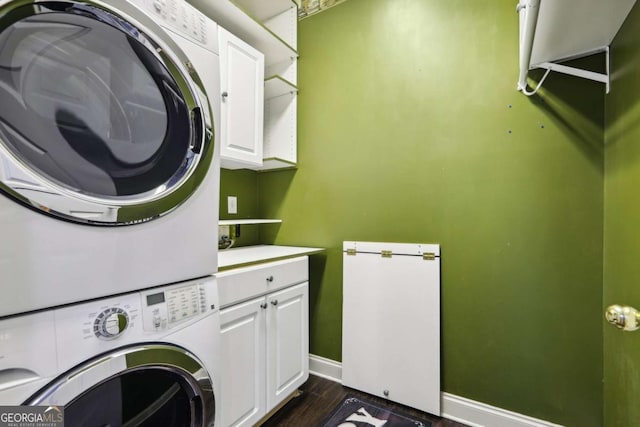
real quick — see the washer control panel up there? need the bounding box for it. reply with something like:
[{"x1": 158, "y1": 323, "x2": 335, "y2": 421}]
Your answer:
[
  {"x1": 140, "y1": 276, "x2": 217, "y2": 332},
  {"x1": 94, "y1": 307, "x2": 130, "y2": 339},
  {"x1": 62, "y1": 295, "x2": 140, "y2": 343},
  {"x1": 51, "y1": 276, "x2": 217, "y2": 372}
]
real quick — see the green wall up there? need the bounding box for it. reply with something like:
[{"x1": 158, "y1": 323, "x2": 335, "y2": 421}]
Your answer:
[
  {"x1": 258, "y1": 0, "x2": 605, "y2": 425},
  {"x1": 219, "y1": 169, "x2": 261, "y2": 246},
  {"x1": 220, "y1": 0, "x2": 608, "y2": 424},
  {"x1": 604, "y1": 3, "x2": 640, "y2": 426}
]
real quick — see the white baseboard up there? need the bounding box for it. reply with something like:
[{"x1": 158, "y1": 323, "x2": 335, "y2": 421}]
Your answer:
[
  {"x1": 309, "y1": 354, "x2": 342, "y2": 383},
  {"x1": 440, "y1": 393, "x2": 563, "y2": 427},
  {"x1": 307, "y1": 354, "x2": 562, "y2": 427}
]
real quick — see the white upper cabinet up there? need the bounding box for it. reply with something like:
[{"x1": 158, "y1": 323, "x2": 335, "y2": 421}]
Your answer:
[
  {"x1": 219, "y1": 27, "x2": 265, "y2": 168},
  {"x1": 189, "y1": 0, "x2": 298, "y2": 171}
]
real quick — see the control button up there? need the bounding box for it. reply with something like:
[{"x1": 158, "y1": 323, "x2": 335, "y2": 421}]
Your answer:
[
  {"x1": 153, "y1": 315, "x2": 162, "y2": 329},
  {"x1": 153, "y1": 0, "x2": 162, "y2": 12},
  {"x1": 94, "y1": 307, "x2": 129, "y2": 340}
]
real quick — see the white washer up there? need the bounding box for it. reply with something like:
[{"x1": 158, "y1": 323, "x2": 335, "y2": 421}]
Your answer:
[
  {"x1": 0, "y1": 275, "x2": 221, "y2": 427},
  {"x1": 0, "y1": 0, "x2": 222, "y2": 316}
]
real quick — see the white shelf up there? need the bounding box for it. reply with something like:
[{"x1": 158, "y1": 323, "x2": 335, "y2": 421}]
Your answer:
[
  {"x1": 218, "y1": 245, "x2": 324, "y2": 270},
  {"x1": 265, "y1": 75, "x2": 297, "y2": 99},
  {"x1": 219, "y1": 219, "x2": 282, "y2": 225},
  {"x1": 529, "y1": 0, "x2": 635, "y2": 66},
  {"x1": 232, "y1": 0, "x2": 296, "y2": 22},
  {"x1": 189, "y1": 0, "x2": 297, "y2": 67},
  {"x1": 261, "y1": 93, "x2": 297, "y2": 169},
  {"x1": 264, "y1": 6, "x2": 297, "y2": 50},
  {"x1": 517, "y1": 0, "x2": 636, "y2": 94},
  {"x1": 255, "y1": 157, "x2": 296, "y2": 171}
]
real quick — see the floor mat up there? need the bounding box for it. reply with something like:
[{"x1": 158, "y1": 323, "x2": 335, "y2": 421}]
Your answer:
[{"x1": 320, "y1": 395, "x2": 432, "y2": 427}]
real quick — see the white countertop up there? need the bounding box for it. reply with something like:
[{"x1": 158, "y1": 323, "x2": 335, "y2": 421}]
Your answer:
[{"x1": 218, "y1": 245, "x2": 324, "y2": 271}]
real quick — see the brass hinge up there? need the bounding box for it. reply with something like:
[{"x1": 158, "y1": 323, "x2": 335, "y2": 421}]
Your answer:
[
  {"x1": 346, "y1": 248, "x2": 357, "y2": 256},
  {"x1": 422, "y1": 252, "x2": 436, "y2": 260},
  {"x1": 381, "y1": 250, "x2": 393, "y2": 258}
]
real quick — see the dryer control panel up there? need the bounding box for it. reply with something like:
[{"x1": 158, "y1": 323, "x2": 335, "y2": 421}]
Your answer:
[{"x1": 128, "y1": 0, "x2": 217, "y2": 50}]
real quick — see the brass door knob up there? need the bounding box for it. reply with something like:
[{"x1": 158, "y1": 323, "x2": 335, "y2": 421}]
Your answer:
[{"x1": 605, "y1": 305, "x2": 640, "y2": 331}]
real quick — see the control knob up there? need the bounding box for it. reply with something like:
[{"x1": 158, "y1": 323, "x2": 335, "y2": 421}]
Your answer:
[{"x1": 94, "y1": 307, "x2": 129, "y2": 339}]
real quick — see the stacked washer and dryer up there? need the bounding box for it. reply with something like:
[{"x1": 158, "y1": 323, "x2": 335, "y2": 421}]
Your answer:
[{"x1": 0, "y1": 0, "x2": 222, "y2": 425}]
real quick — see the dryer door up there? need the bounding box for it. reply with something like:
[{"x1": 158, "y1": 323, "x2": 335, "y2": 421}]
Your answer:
[
  {"x1": 25, "y1": 344, "x2": 216, "y2": 427},
  {"x1": 0, "y1": 0, "x2": 214, "y2": 225}
]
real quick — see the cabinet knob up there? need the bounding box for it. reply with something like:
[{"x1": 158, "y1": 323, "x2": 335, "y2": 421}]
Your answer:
[
  {"x1": 271, "y1": 299, "x2": 278, "y2": 306},
  {"x1": 221, "y1": 91, "x2": 228, "y2": 101},
  {"x1": 266, "y1": 276, "x2": 274, "y2": 283},
  {"x1": 260, "y1": 303, "x2": 267, "y2": 310}
]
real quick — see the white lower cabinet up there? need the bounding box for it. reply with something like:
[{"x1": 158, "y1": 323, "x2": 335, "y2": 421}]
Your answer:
[
  {"x1": 220, "y1": 297, "x2": 266, "y2": 427},
  {"x1": 218, "y1": 257, "x2": 309, "y2": 427},
  {"x1": 266, "y1": 283, "x2": 309, "y2": 410}
]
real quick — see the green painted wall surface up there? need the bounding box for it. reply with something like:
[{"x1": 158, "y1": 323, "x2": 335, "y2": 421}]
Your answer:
[
  {"x1": 258, "y1": 0, "x2": 605, "y2": 425},
  {"x1": 219, "y1": 169, "x2": 261, "y2": 246},
  {"x1": 604, "y1": 4, "x2": 640, "y2": 426}
]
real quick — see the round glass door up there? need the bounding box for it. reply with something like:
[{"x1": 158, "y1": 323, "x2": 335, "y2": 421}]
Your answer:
[
  {"x1": 0, "y1": 1, "x2": 214, "y2": 225},
  {"x1": 65, "y1": 368, "x2": 198, "y2": 426},
  {"x1": 26, "y1": 344, "x2": 216, "y2": 427}
]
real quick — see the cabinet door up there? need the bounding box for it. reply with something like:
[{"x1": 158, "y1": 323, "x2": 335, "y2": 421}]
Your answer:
[
  {"x1": 265, "y1": 282, "x2": 309, "y2": 411},
  {"x1": 218, "y1": 27, "x2": 265, "y2": 168},
  {"x1": 220, "y1": 297, "x2": 266, "y2": 427}
]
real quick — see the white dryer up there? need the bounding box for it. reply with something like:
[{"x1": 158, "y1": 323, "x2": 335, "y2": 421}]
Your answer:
[
  {"x1": 0, "y1": 275, "x2": 221, "y2": 427},
  {"x1": 0, "y1": 0, "x2": 222, "y2": 316}
]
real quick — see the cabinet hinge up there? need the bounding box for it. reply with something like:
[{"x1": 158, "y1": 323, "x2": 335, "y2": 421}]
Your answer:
[
  {"x1": 381, "y1": 250, "x2": 393, "y2": 258},
  {"x1": 422, "y1": 253, "x2": 436, "y2": 260},
  {"x1": 346, "y1": 248, "x2": 357, "y2": 256}
]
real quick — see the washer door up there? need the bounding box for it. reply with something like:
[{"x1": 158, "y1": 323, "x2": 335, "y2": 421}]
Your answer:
[
  {"x1": 25, "y1": 344, "x2": 216, "y2": 427},
  {"x1": 0, "y1": 0, "x2": 214, "y2": 225}
]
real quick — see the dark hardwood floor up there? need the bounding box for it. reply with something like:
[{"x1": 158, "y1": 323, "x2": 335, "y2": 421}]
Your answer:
[{"x1": 260, "y1": 375, "x2": 469, "y2": 427}]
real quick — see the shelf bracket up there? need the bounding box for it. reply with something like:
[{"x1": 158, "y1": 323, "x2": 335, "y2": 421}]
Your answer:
[
  {"x1": 517, "y1": 0, "x2": 616, "y2": 96},
  {"x1": 533, "y1": 46, "x2": 610, "y2": 94}
]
